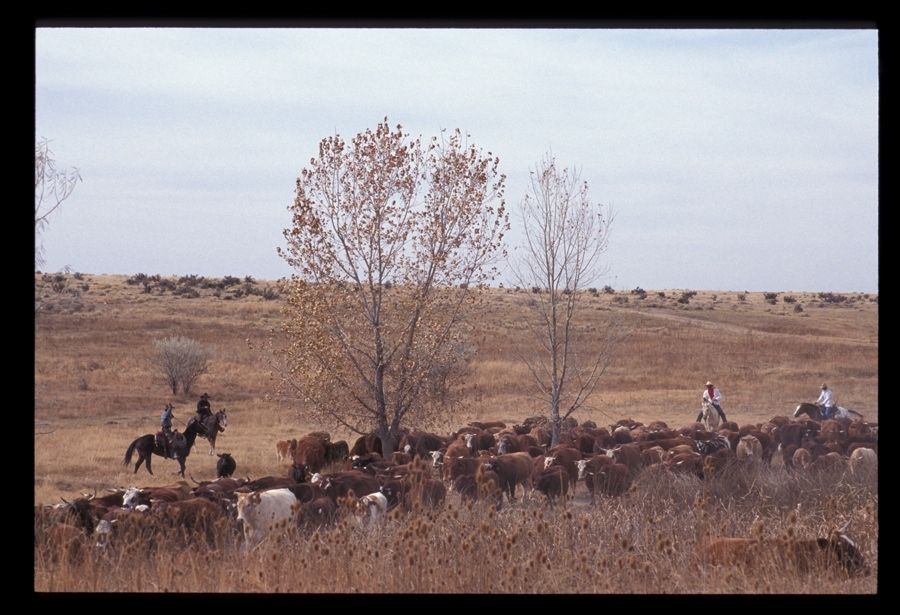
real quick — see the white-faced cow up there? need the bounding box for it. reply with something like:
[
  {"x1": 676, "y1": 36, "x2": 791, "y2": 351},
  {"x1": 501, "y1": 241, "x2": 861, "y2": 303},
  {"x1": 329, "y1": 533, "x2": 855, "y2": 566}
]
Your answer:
[{"x1": 235, "y1": 488, "x2": 299, "y2": 549}]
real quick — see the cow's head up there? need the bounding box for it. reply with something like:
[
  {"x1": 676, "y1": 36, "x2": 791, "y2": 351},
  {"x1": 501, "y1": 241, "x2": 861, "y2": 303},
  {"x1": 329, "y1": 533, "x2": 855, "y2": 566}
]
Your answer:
[
  {"x1": 576, "y1": 459, "x2": 589, "y2": 481},
  {"x1": 431, "y1": 450, "x2": 444, "y2": 467},
  {"x1": 827, "y1": 523, "x2": 868, "y2": 575}
]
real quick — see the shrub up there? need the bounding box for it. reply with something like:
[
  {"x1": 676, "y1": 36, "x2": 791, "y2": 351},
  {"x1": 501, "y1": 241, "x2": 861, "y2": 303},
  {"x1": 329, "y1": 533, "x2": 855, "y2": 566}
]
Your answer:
[
  {"x1": 602, "y1": 285, "x2": 615, "y2": 294},
  {"x1": 764, "y1": 292, "x2": 778, "y2": 305},
  {"x1": 737, "y1": 293, "x2": 746, "y2": 301},
  {"x1": 677, "y1": 291, "x2": 696, "y2": 305},
  {"x1": 148, "y1": 335, "x2": 213, "y2": 395},
  {"x1": 817, "y1": 292, "x2": 848, "y2": 304},
  {"x1": 631, "y1": 287, "x2": 647, "y2": 300},
  {"x1": 783, "y1": 295, "x2": 796, "y2": 304}
]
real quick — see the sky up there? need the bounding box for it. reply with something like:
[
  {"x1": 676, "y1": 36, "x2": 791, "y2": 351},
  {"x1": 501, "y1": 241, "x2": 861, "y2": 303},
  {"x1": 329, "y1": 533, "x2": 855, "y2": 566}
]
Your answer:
[{"x1": 35, "y1": 27, "x2": 879, "y2": 293}]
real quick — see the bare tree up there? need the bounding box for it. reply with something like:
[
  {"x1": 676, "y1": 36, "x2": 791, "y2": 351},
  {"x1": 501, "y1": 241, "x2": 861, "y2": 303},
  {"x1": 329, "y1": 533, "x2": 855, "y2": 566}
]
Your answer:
[
  {"x1": 509, "y1": 153, "x2": 630, "y2": 448},
  {"x1": 149, "y1": 336, "x2": 212, "y2": 395},
  {"x1": 35, "y1": 138, "x2": 81, "y2": 270},
  {"x1": 271, "y1": 118, "x2": 508, "y2": 456}
]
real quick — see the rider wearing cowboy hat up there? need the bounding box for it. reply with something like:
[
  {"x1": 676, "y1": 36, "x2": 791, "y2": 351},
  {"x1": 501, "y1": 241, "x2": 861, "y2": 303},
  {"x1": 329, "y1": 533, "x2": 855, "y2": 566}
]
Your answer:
[
  {"x1": 697, "y1": 381, "x2": 727, "y2": 423},
  {"x1": 197, "y1": 392, "x2": 212, "y2": 419},
  {"x1": 160, "y1": 403, "x2": 177, "y2": 458},
  {"x1": 816, "y1": 383, "x2": 835, "y2": 420}
]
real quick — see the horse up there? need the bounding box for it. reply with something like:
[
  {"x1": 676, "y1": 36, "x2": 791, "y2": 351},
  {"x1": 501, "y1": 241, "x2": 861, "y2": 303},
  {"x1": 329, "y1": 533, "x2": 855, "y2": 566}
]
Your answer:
[
  {"x1": 194, "y1": 408, "x2": 228, "y2": 455},
  {"x1": 699, "y1": 402, "x2": 721, "y2": 432},
  {"x1": 793, "y1": 403, "x2": 863, "y2": 422},
  {"x1": 123, "y1": 419, "x2": 200, "y2": 477}
]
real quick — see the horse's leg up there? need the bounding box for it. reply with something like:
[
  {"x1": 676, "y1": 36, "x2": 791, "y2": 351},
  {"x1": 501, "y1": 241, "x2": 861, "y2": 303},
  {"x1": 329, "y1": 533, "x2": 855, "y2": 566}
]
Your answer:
[{"x1": 145, "y1": 452, "x2": 153, "y2": 476}]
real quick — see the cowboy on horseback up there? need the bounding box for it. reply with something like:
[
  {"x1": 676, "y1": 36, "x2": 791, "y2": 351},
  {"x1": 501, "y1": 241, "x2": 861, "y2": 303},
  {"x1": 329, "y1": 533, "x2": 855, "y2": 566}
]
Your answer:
[
  {"x1": 697, "y1": 381, "x2": 728, "y2": 423},
  {"x1": 192, "y1": 392, "x2": 213, "y2": 435},
  {"x1": 158, "y1": 403, "x2": 178, "y2": 459},
  {"x1": 816, "y1": 383, "x2": 836, "y2": 420}
]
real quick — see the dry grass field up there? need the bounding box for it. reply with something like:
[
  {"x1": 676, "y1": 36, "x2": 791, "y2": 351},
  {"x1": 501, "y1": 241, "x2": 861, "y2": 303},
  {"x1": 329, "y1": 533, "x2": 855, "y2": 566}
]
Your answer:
[{"x1": 34, "y1": 274, "x2": 878, "y2": 593}]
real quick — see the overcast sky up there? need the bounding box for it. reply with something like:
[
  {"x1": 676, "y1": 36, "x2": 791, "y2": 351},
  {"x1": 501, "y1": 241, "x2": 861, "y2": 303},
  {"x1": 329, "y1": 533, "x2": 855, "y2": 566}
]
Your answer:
[{"x1": 35, "y1": 27, "x2": 879, "y2": 293}]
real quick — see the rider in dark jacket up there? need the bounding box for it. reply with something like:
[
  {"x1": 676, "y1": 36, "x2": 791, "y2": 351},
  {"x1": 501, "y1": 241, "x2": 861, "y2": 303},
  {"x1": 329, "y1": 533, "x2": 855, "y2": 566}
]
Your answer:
[{"x1": 197, "y1": 393, "x2": 212, "y2": 418}]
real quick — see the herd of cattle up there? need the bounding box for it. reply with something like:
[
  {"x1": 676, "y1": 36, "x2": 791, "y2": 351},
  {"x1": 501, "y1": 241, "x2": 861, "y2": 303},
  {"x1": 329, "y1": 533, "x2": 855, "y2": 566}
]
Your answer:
[{"x1": 36, "y1": 410, "x2": 876, "y2": 575}]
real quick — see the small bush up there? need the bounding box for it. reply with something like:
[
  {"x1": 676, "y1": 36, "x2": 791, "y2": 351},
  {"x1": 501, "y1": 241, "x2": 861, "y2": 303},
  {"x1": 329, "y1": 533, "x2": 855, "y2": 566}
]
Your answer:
[
  {"x1": 793, "y1": 304, "x2": 804, "y2": 313},
  {"x1": 631, "y1": 287, "x2": 647, "y2": 300},
  {"x1": 783, "y1": 295, "x2": 796, "y2": 304},
  {"x1": 612, "y1": 296, "x2": 629, "y2": 304},
  {"x1": 764, "y1": 292, "x2": 778, "y2": 305},
  {"x1": 817, "y1": 292, "x2": 848, "y2": 304},
  {"x1": 677, "y1": 291, "x2": 697, "y2": 305},
  {"x1": 602, "y1": 285, "x2": 615, "y2": 294},
  {"x1": 148, "y1": 335, "x2": 212, "y2": 395},
  {"x1": 737, "y1": 293, "x2": 746, "y2": 301},
  {"x1": 657, "y1": 292, "x2": 666, "y2": 299}
]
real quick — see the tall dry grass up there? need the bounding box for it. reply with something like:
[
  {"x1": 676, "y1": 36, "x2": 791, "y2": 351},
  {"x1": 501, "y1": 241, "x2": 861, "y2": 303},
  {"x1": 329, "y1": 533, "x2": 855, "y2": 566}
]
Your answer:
[{"x1": 35, "y1": 460, "x2": 876, "y2": 593}]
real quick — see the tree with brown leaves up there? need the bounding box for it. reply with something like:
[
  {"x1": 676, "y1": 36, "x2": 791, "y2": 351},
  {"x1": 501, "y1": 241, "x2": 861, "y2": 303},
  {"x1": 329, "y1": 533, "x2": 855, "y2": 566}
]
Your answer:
[{"x1": 273, "y1": 118, "x2": 508, "y2": 456}]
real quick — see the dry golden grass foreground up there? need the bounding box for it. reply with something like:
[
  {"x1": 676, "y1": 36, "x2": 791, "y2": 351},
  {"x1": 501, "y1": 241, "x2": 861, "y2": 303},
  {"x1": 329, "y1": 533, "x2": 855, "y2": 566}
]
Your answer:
[{"x1": 35, "y1": 274, "x2": 877, "y2": 504}]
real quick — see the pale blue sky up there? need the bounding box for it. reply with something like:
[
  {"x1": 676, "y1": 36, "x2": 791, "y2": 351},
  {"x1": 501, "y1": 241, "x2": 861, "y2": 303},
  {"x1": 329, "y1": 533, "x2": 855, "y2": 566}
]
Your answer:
[{"x1": 35, "y1": 27, "x2": 878, "y2": 292}]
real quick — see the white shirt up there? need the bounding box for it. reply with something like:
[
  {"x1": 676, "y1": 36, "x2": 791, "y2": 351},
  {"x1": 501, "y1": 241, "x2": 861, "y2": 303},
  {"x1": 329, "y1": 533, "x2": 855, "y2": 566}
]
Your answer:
[
  {"x1": 816, "y1": 388, "x2": 834, "y2": 407},
  {"x1": 703, "y1": 387, "x2": 722, "y2": 405}
]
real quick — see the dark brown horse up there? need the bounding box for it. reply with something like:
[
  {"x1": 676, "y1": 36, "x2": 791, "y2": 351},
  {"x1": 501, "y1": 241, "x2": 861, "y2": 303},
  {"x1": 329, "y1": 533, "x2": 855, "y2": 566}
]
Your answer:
[
  {"x1": 124, "y1": 420, "x2": 200, "y2": 477},
  {"x1": 194, "y1": 408, "x2": 227, "y2": 455},
  {"x1": 793, "y1": 403, "x2": 863, "y2": 422}
]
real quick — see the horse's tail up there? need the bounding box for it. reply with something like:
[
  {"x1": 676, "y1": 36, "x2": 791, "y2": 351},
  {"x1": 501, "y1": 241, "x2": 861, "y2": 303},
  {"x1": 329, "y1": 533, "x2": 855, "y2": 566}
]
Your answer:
[{"x1": 124, "y1": 438, "x2": 139, "y2": 466}]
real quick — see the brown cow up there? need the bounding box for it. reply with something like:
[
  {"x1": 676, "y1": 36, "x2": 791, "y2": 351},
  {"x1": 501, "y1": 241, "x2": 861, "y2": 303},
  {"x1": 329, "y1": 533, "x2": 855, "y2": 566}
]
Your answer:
[
  {"x1": 276, "y1": 439, "x2": 297, "y2": 463},
  {"x1": 593, "y1": 463, "x2": 631, "y2": 498},
  {"x1": 485, "y1": 452, "x2": 534, "y2": 502},
  {"x1": 534, "y1": 466, "x2": 569, "y2": 507},
  {"x1": 736, "y1": 435, "x2": 763, "y2": 463},
  {"x1": 692, "y1": 524, "x2": 868, "y2": 575},
  {"x1": 293, "y1": 435, "x2": 327, "y2": 474}
]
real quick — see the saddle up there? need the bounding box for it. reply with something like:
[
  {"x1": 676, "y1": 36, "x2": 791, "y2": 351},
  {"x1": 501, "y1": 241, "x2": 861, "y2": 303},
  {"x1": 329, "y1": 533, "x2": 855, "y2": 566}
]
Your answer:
[
  {"x1": 189, "y1": 414, "x2": 212, "y2": 436},
  {"x1": 156, "y1": 430, "x2": 186, "y2": 457}
]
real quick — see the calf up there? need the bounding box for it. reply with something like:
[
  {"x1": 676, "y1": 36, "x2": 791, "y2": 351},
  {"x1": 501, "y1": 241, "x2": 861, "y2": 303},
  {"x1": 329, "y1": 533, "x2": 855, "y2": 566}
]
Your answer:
[
  {"x1": 216, "y1": 453, "x2": 237, "y2": 478},
  {"x1": 298, "y1": 497, "x2": 337, "y2": 531},
  {"x1": 692, "y1": 523, "x2": 868, "y2": 575},
  {"x1": 276, "y1": 439, "x2": 297, "y2": 463},
  {"x1": 534, "y1": 466, "x2": 569, "y2": 507},
  {"x1": 355, "y1": 492, "x2": 389, "y2": 528}
]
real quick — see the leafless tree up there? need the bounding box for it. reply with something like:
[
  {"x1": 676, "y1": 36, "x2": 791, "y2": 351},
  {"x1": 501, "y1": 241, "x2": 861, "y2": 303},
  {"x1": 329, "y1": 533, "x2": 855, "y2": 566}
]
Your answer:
[
  {"x1": 509, "y1": 153, "x2": 630, "y2": 447},
  {"x1": 271, "y1": 118, "x2": 508, "y2": 456},
  {"x1": 35, "y1": 138, "x2": 81, "y2": 270},
  {"x1": 149, "y1": 336, "x2": 212, "y2": 395}
]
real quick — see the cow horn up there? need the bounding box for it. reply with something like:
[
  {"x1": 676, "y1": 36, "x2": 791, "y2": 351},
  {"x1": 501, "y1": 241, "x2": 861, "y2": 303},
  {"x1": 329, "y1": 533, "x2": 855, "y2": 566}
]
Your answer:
[{"x1": 838, "y1": 520, "x2": 851, "y2": 534}]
